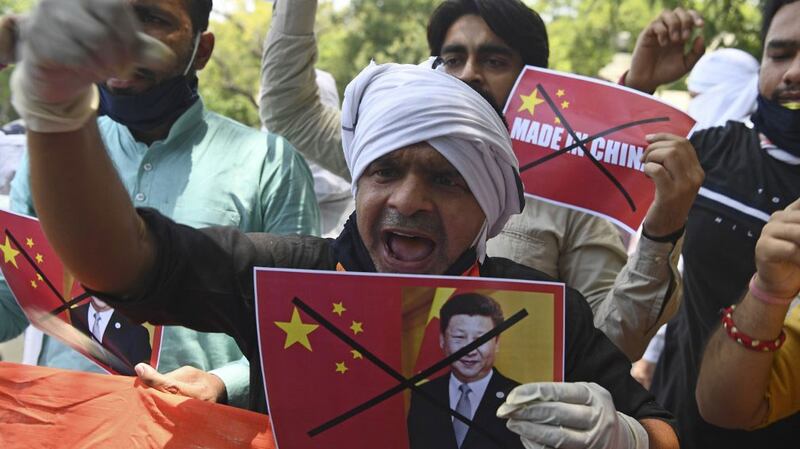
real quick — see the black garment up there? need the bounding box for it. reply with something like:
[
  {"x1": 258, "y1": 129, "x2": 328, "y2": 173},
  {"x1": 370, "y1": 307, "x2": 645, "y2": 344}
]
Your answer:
[
  {"x1": 407, "y1": 369, "x2": 523, "y2": 449},
  {"x1": 101, "y1": 208, "x2": 671, "y2": 425},
  {"x1": 651, "y1": 121, "x2": 800, "y2": 449}
]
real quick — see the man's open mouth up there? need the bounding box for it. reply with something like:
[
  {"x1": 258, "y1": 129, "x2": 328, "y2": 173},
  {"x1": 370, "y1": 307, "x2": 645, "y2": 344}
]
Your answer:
[{"x1": 383, "y1": 230, "x2": 436, "y2": 263}]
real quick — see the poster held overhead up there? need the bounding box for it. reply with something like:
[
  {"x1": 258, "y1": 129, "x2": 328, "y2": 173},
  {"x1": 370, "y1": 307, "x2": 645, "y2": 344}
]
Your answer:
[{"x1": 504, "y1": 66, "x2": 696, "y2": 233}]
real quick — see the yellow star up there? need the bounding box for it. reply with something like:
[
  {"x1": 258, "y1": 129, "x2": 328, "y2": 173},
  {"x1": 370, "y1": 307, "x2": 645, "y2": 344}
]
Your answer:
[
  {"x1": 554, "y1": 117, "x2": 561, "y2": 125},
  {"x1": 0, "y1": 236, "x2": 20, "y2": 269},
  {"x1": 30, "y1": 280, "x2": 37, "y2": 289},
  {"x1": 274, "y1": 307, "x2": 319, "y2": 351},
  {"x1": 335, "y1": 361, "x2": 348, "y2": 374},
  {"x1": 350, "y1": 321, "x2": 364, "y2": 335},
  {"x1": 332, "y1": 302, "x2": 347, "y2": 316},
  {"x1": 25, "y1": 238, "x2": 34, "y2": 248},
  {"x1": 427, "y1": 288, "x2": 456, "y2": 324},
  {"x1": 351, "y1": 350, "x2": 363, "y2": 360},
  {"x1": 35, "y1": 253, "x2": 44, "y2": 264},
  {"x1": 36, "y1": 273, "x2": 43, "y2": 281},
  {"x1": 518, "y1": 88, "x2": 546, "y2": 116},
  {"x1": 561, "y1": 100, "x2": 570, "y2": 109},
  {"x1": 556, "y1": 89, "x2": 566, "y2": 98}
]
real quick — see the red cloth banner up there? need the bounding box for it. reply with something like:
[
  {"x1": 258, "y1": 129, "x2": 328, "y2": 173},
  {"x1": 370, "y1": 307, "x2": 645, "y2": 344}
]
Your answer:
[
  {"x1": 256, "y1": 269, "x2": 565, "y2": 449},
  {"x1": 503, "y1": 66, "x2": 696, "y2": 232},
  {"x1": 0, "y1": 362, "x2": 274, "y2": 449}
]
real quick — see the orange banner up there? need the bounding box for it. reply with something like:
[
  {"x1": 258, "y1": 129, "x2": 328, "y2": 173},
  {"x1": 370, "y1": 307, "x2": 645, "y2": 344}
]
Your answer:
[{"x1": 0, "y1": 362, "x2": 275, "y2": 448}]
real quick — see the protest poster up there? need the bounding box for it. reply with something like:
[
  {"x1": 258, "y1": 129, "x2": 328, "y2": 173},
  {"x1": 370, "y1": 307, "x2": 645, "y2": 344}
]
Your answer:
[
  {"x1": 0, "y1": 210, "x2": 162, "y2": 375},
  {"x1": 504, "y1": 66, "x2": 696, "y2": 232},
  {"x1": 256, "y1": 268, "x2": 565, "y2": 449}
]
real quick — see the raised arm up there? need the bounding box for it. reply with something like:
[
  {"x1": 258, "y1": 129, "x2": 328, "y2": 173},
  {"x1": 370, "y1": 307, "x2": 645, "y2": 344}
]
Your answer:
[
  {"x1": 260, "y1": 0, "x2": 350, "y2": 180},
  {"x1": 13, "y1": 0, "x2": 165, "y2": 296},
  {"x1": 697, "y1": 199, "x2": 800, "y2": 429}
]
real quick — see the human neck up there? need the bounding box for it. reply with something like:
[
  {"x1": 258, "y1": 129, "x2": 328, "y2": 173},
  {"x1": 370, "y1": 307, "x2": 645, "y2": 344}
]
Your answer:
[{"x1": 130, "y1": 120, "x2": 177, "y2": 146}]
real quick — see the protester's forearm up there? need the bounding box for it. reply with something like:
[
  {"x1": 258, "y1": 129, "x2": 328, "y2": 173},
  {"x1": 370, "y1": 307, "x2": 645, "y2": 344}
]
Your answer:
[
  {"x1": 696, "y1": 293, "x2": 787, "y2": 428},
  {"x1": 641, "y1": 418, "x2": 679, "y2": 449},
  {"x1": 28, "y1": 122, "x2": 155, "y2": 296},
  {"x1": 259, "y1": 0, "x2": 350, "y2": 180}
]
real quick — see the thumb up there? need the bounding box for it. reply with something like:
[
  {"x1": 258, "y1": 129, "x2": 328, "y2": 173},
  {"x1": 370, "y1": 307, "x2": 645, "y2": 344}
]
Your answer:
[{"x1": 135, "y1": 363, "x2": 178, "y2": 393}]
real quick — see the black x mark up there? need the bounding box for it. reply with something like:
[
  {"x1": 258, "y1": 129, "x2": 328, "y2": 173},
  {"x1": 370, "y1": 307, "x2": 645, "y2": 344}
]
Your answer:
[
  {"x1": 518, "y1": 83, "x2": 672, "y2": 212},
  {"x1": 291, "y1": 297, "x2": 528, "y2": 449}
]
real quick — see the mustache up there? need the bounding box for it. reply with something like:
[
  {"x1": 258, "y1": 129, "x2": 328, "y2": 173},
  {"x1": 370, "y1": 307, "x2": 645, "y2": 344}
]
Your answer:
[
  {"x1": 379, "y1": 209, "x2": 443, "y2": 237},
  {"x1": 772, "y1": 87, "x2": 800, "y2": 101}
]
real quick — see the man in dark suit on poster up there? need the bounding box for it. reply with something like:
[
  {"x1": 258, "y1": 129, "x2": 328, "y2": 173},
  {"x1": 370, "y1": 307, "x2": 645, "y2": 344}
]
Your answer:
[
  {"x1": 407, "y1": 293, "x2": 524, "y2": 449},
  {"x1": 70, "y1": 297, "x2": 152, "y2": 367}
]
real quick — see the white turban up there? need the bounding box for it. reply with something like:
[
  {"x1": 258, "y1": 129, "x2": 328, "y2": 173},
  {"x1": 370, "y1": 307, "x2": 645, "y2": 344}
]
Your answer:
[
  {"x1": 687, "y1": 48, "x2": 759, "y2": 130},
  {"x1": 341, "y1": 62, "x2": 523, "y2": 261}
]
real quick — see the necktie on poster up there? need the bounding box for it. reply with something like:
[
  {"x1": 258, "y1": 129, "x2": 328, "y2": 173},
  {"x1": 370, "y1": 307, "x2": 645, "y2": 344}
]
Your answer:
[{"x1": 503, "y1": 66, "x2": 696, "y2": 233}]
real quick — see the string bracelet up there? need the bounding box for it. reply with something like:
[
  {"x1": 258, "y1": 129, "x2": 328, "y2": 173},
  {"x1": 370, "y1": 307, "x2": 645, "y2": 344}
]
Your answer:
[
  {"x1": 749, "y1": 274, "x2": 796, "y2": 306},
  {"x1": 721, "y1": 305, "x2": 786, "y2": 352}
]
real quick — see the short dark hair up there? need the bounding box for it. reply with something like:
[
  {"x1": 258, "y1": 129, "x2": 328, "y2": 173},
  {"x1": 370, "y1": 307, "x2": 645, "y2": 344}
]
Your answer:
[
  {"x1": 186, "y1": 0, "x2": 213, "y2": 33},
  {"x1": 427, "y1": 0, "x2": 549, "y2": 69},
  {"x1": 439, "y1": 293, "x2": 504, "y2": 334},
  {"x1": 762, "y1": 0, "x2": 799, "y2": 43}
]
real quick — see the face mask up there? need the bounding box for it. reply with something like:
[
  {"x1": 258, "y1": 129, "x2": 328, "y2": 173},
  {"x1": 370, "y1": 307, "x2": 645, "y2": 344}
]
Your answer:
[
  {"x1": 98, "y1": 34, "x2": 202, "y2": 132},
  {"x1": 751, "y1": 94, "x2": 800, "y2": 157}
]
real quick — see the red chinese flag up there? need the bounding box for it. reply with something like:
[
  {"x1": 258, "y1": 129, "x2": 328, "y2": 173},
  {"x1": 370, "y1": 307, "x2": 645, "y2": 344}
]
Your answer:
[
  {"x1": 257, "y1": 269, "x2": 407, "y2": 449},
  {"x1": 504, "y1": 66, "x2": 696, "y2": 232},
  {"x1": 0, "y1": 210, "x2": 162, "y2": 374}
]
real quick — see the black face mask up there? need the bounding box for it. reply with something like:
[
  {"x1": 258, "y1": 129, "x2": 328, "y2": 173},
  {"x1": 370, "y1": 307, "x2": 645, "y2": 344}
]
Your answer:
[
  {"x1": 98, "y1": 75, "x2": 200, "y2": 132},
  {"x1": 751, "y1": 94, "x2": 800, "y2": 157}
]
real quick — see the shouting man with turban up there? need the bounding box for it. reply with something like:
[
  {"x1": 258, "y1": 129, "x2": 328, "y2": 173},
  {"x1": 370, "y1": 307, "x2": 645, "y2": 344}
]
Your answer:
[{"x1": 11, "y1": 1, "x2": 677, "y2": 448}]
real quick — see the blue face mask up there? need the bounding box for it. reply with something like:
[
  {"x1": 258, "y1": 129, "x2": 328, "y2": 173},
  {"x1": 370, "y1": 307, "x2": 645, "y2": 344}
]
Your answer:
[
  {"x1": 752, "y1": 94, "x2": 800, "y2": 157},
  {"x1": 98, "y1": 34, "x2": 202, "y2": 132}
]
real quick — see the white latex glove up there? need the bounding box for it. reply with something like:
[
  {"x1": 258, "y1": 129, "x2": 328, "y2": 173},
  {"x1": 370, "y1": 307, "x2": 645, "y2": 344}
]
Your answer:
[
  {"x1": 497, "y1": 382, "x2": 649, "y2": 449},
  {"x1": 11, "y1": 0, "x2": 174, "y2": 132}
]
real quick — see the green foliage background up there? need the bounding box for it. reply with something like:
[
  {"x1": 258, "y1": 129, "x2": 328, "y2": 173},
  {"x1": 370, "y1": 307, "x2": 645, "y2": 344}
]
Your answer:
[{"x1": 1, "y1": 0, "x2": 765, "y2": 127}]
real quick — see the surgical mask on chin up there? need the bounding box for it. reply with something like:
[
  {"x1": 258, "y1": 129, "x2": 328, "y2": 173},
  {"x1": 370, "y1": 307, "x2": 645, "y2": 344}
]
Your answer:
[
  {"x1": 751, "y1": 94, "x2": 800, "y2": 157},
  {"x1": 98, "y1": 34, "x2": 202, "y2": 133}
]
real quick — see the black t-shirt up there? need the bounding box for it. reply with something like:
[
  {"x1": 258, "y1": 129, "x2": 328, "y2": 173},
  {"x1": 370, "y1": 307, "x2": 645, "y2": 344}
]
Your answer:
[
  {"x1": 104, "y1": 208, "x2": 672, "y2": 426},
  {"x1": 652, "y1": 121, "x2": 800, "y2": 448}
]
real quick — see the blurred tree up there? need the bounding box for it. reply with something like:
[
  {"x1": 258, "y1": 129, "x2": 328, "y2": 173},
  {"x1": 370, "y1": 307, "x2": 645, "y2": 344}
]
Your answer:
[{"x1": 1, "y1": 0, "x2": 33, "y2": 124}]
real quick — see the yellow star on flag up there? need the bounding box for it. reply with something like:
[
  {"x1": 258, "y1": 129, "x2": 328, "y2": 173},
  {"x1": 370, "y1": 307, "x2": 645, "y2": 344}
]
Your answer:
[
  {"x1": 427, "y1": 288, "x2": 456, "y2": 324},
  {"x1": 35, "y1": 253, "x2": 44, "y2": 264},
  {"x1": 335, "y1": 361, "x2": 348, "y2": 374},
  {"x1": 554, "y1": 117, "x2": 561, "y2": 125},
  {"x1": 274, "y1": 307, "x2": 319, "y2": 351},
  {"x1": 518, "y1": 88, "x2": 545, "y2": 117},
  {"x1": 25, "y1": 238, "x2": 34, "y2": 248},
  {"x1": 0, "y1": 236, "x2": 20, "y2": 269},
  {"x1": 556, "y1": 89, "x2": 566, "y2": 98},
  {"x1": 332, "y1": 302, "x2": 347, "y2": 316},
  {"x1": 36, "y1": 273, "x2": 43, "y2": 281},
  {"x1": 351, "y1": 350, "x2": 363, "y2": 360},
  {"x1": 350, "y1": 321, "x2": 364, "y2": 335},
  {"x1": 30, "y1": 280, "x2": 37, "y2": 289},
  {"x1": 561, "y1": 100, "x2": 570, "y2": 109}
]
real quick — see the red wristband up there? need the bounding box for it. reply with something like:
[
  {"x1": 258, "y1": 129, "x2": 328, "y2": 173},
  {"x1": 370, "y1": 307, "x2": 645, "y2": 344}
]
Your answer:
[
  {"x1": 721, "y1": 305, "x2": 786, "y2": 352},
  {"x1": 749, "y1": 275, "x2": 796, "y2": 306}
]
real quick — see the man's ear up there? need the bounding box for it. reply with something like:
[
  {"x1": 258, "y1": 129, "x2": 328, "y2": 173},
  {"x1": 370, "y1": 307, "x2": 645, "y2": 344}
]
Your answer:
[
  {"x1": 439, "y1": 333, "x2": 445, "y2": 350},
  {"x1": 193, "y1": 31, "x2": 215, "y2": 71}
]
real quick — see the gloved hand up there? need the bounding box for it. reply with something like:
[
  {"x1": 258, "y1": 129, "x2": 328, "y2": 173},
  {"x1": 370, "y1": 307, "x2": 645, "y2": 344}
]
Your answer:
[
  {"x1": 497, "y1": 382, "x2": 649, "y2": 449},
  {"x1": 11, "y1": 0, "x2": 174, "y2": 132}
]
